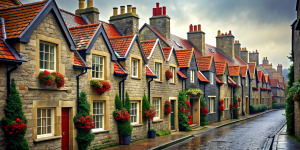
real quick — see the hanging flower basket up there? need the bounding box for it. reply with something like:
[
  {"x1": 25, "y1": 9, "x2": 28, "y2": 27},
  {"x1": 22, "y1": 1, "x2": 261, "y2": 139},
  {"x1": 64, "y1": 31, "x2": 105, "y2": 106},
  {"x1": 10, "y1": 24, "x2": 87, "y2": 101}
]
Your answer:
[
  {"x1": 165, "y1": 69, "x2": 173, "y2": 80},
  {"x1": 164, "y1": 100, "x2": 172, "y2": 115},
  {"x1": 51, "y1": 72, "x2": 65, "y2": 89},
  {"x1": 143, "y1": 106, "x2": 156, "y2": 120},
  {"x1": 2, "y1": 118, "x2": 26, "y2": 136},
  {"x1": 113, "y1": 109, "x2": 130, "y2": 123},
  {"x1": 38, "y1": 70, "x2": 55, "y2": 86},
  {"x1": 90, "y1": 80, "x2": 111, "y2": 95},
  {"x1": 186, "y1": 88, "x2": 204, "y2": 96},
  {"x1": 74, "y1": 116, "x2": 94, "y2": 132}
]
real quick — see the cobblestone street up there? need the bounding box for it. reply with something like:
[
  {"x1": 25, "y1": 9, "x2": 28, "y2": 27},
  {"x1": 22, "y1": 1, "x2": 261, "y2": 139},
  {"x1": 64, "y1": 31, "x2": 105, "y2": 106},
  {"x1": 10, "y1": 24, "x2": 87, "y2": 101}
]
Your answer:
[{"x1": 167, "y1": 110, "x2": 286, "y2": 150}]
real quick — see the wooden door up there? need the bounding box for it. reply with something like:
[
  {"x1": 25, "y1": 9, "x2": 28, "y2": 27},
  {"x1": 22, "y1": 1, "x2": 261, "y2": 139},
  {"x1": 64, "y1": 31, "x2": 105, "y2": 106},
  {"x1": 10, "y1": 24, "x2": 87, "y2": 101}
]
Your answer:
[{"x1": 61, "y1": 108, "x2": 69, "y2": 150}]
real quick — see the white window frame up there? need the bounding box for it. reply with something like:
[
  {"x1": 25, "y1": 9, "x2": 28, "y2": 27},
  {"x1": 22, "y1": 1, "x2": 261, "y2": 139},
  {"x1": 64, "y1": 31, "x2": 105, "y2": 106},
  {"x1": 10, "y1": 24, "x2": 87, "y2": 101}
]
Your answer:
[
  {"x1": 224, "y1": 98, "x2": 229, "y2": 110},
  {"x1": 130, "y1": 102, "x2": 139, "y2": 125},
  {"x1": 238, "y1": 76, "x2": 241, "y2": 86},
  {"x1": 209, "y1": 97, "x2": 215, "y2": 113},
  {"x1": 210, "y1": 72, "x2": 214, "y2": 85},
  {"x1": 170, "y1": 66, "x2": 175, "y2": 83},
  {"x1": 131, "y1": 59, "x2": 138, "y2": 78},
  {"x1": 92, "y1": 101, "x2": 105, "y2": 132},
  {"x1": 190, "y1": 70, "x2": 195, "y2": 83},
  {"x1": 92, "y1": 55, "x2": 104, "y2": 80},
  {"x1": 39, "y1": 42, "x2": 56, "y2": 71},
  {"x1": 153, "y1": 98, "x2": 161, "y2": 120},
  {"x1": 245, "y1": 77, "x2": 248, "y2": 86},
  {"x1": 37, "y1": 108, "x2": 54, "y2": 139},
  {"x1": 224, "y1": 75, "x2": 227, "y2": 84},
  {"x1": 155, "y1": 62, "x2": 161, "y2": 81}
]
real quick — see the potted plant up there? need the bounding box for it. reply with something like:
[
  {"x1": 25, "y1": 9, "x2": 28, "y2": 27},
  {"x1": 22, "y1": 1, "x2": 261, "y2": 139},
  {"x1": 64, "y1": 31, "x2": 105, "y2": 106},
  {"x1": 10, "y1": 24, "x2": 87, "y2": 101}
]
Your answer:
[
  {"x1": 119, "y1": 121, "x2": 132, "y2": 145},
  {"x1": 148, "y1": 129, "x2": 156, "y2": 139}
]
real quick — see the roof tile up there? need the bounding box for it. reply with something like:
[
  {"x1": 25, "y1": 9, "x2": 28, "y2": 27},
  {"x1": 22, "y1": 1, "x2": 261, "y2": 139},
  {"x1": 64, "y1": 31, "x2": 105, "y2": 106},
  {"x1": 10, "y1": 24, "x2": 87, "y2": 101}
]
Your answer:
[
  {"x1": 74, "y1": 52, "x2": 85, "y2": 67},
  {"x1": 257, "y1": 70, "x2": 262, "y2": 81},
  {"x1": 216, "y1": 77, "x2": 224, "y2": 84},
  {"x1": 102, "y1": 22, "x2": 121, "y2": 38},
  {"x1": 162, "y1": 47, "x2": 172, "y2": 60},
  {"x1": 60, "y1": 9, "x2": 88, "y2": 27},
  {"x1": 240, "y1": 65, "x2": 247, "y2": 77},
  {"x1": 114, "y1": 62, "x2": 126, "y2": 75},
  {"x1": 228, "y1": 66, "x2": 240, "y2": 77},
  {"x1": 197, "y1": 56, "x2": 212, "y2": 71},
  {"x1": 248, "y1": 62, "x2": 256, "y2": 79},
  {"x1": 140, "y1": 40, "x2": 156, "y2": 58},
  {"x1": 177, "y1": 70, "x2": 187, "y2": 79},
  {"x1": 109, "y1": 35, "x2": 135, "y2": 57},
  {"x1": 146, "y1": 65, "x2": 156, "y2": 77},
  {"x1": 215, "y1": 61, "x2": 227, "y2": 75},
  {"x1": 197, "y1": 71, "x2": 209, "y2": 82},
  {"x1": 175, "y1": 49, "x2": 194, "y2": 68},
  {"x1": 0, "y1": 23, "x2": 16, "y2": 60},
  {"x1": 0, "y1": 0, "x2": 19, "y2": 9}
]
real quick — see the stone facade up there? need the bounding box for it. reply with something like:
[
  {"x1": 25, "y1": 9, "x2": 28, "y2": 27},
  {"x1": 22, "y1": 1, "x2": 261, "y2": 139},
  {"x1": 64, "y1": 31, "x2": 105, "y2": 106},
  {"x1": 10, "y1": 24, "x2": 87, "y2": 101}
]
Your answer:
[
  {"x1": 216, "y1": 35, "x2": 235, "y2": 60},
  {"x1": 234, "y1": 42, "x2": 241, "y2": 58},
  {"x1": 139, "y1": 25, "x2": 169, "y2": 47},
  {"x1": 218, "y1": 74, "x2": 232, "y2": 121},
  {"x1": 188, "y1": 31, "x2": 205, "y2": 56},
  {"x1": 240, "y1": 50, "x2": 249, "y2": 63},
  {"x1": 110, "y1": 13, "x2": 139, "y2": 36},
  {"x1": 249, "y1": 52, "x2": 259, "y2": 67},
  {"x1": 149, "y1": 15, "x2": 170, "y2": 40}
]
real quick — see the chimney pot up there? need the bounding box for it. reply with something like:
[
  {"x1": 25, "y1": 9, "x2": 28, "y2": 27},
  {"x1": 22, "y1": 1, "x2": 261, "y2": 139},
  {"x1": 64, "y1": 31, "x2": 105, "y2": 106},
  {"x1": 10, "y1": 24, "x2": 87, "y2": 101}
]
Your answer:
[
  {"x1": 163, "y1": 6, "x2": 166, "y2": 15},
  {"x1": 120, "y1": 6, "x2": 125, "y2": 14},
  {"x1": 225, "y1": 32, "x2": 228, "y2": 36},
  {"x1": 235, "y1": 40, "x2": 237, "y2": 43},
  {"x1": 153, "y1": 8, "x2": 156, "y2": 16},
  {"x1": 256, "y1": 50, "x2": 258, "y2": 53},
  {"x1": 87, "y1": 0, "x2": 93, "y2": 8},
  {"x1": 238, "y1": 40, "x2": 239, "y2": 43},
  {"x1": 194, "y1": 25, "x2": 197, "y2": 32},
  {"x1": 127, "y1": 5, "x2": 132, "y2": 13},
  {"x1": 79, "y1": 0, "x2": 85, "y2": 9},
  {"x1": 156, "y1": 2, "x2": 159, "y2": 8},
  {"x1": 189, "y1": 24, "x2": 193, "y2": 32},
  {"x1": 229, "y1": 30, "x2": 232, "y2": 35},
  {"x1": 218, "y1": 30, "x2": 221, "y2": 36},
  {"x1": 159, "y1": 7, "x2": 162, "y2": 15},
  {"x1": 113, "y1": 7, "x2": 118, "y2": 16},
  {"x1": 132, "y1": 7, "x2": 136, "y2": 13},
  {"x1": 221, "y1": 33, "x2": 224, "y2": 36},
  {"x1": 198, "y1": 24, "x2": 201, "y2": 31}
]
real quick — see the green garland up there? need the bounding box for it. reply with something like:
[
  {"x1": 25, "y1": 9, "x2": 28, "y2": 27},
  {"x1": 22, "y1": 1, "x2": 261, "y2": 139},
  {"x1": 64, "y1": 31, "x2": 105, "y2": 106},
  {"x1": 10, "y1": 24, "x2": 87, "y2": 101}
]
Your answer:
[
  {"x1": 178, "y1": 91, "x2": 191, "y2": 131},
  {"x1": 200, "y1": 97, "x2": 208, "y2": 126},
  {"x1": 231, "y1": 87, "x2": 239, "y2": 119}
]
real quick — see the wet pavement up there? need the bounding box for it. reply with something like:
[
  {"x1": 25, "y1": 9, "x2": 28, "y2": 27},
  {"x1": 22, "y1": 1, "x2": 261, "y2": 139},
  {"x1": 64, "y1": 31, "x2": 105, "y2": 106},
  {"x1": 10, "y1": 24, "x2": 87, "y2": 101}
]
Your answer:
[
  {"x1": 167, "y1": 110, "x2": 286, "y2": 150},
  {"x1": 275, "y1": 125, "x2": 300, "y2": 150}
]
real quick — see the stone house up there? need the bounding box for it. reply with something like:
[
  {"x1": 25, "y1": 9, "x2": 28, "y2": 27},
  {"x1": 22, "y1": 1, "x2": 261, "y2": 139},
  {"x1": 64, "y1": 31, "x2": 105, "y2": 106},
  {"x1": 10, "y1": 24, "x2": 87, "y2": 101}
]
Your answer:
[{"x1": 241, "y1": 65, "x2": 251, "y2": 115}]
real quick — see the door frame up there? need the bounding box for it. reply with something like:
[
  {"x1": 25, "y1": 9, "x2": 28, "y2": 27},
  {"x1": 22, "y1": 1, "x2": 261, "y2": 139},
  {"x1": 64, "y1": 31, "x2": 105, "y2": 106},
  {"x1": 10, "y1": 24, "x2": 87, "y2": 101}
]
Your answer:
[
  {"x1": 61, "y1": 107, "x2": 70, "y2": 150},
  {"x1": 188, "y1": 96, "x2": 200, "y2": 125},
  {"x1": 169, "y1": 97, "x2": 178, "y2": 131}
]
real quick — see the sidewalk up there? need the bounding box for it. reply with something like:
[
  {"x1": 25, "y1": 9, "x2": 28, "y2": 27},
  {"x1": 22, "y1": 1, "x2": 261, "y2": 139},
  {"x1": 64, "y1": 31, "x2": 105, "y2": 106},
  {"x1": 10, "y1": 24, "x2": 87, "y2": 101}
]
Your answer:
[
  {"x1": 105, "y1": 109, "x2": 279, "y2": 150},
  {"x1": 273, "y1": 124, "x2": 300, "y2": 150}
]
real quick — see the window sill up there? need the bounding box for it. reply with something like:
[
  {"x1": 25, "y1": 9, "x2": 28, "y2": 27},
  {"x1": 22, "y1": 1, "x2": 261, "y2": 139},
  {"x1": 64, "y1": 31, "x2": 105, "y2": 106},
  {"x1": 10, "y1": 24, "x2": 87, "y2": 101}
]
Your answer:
[
  {"x1": 92, "y1": 129, "x2": 110, "y2": 134},
  {"x1": 34, "y1": 136, "x2": 62, "y2": 143},
  {"x1": 170, "y1": 82, "x2": 176, "y2": 85},
  {"x1": 132, "y1": 124, "x2": 143, "y2": 127},
  {"x1": 28, "y1": 87, "x2": 70, "y2": 92},
  {"x1": 209, "y1": 112, "x2": 216, "y2": 114},
  {"x1": 131, "y1": 77, "x2": 142, "y2": 80},
  {"x1": 154, "y1": 80, "x2": 163, "y2": 83},
  {"x1": 153, "y1": 119, "x2": 163, "y2": 123}
]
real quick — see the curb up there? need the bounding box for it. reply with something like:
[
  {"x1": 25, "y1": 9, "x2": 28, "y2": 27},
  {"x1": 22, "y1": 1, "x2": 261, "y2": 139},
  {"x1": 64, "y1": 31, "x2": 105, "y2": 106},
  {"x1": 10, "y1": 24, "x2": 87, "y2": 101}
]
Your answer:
[
  {"x1": 271, "y1": 122, "x2": 287, "y2": 150},
  {"x1": 150, "y1": 109, "x2": 283, "y2": 150}
]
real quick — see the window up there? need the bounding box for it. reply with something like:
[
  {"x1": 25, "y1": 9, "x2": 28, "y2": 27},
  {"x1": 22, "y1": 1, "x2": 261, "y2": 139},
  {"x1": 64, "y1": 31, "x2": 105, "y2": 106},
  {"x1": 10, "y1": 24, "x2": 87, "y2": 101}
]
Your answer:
[
  {"x1": 238, "y1": 76, "x2": 241, "y2": 86},
  {"x1": 153, "y1": 98, "x2": 161, "y2": 120},
  {"x1": 130, "y1": 102, "x2": 139, "y2": 125},
  {"x1": 174, "y1": 41, "x2": 183, "y2": 48},
  {"x1": 93, "y1": 102, "x2": 104, "y2": 131},
  {"x1": 190, "y1": 70, "x2": 195, "y2": 83},
  {"x1": 39, "y1": 42, "x2": 56, "y2": 71},
  {"x1": 155, "y1": 62, "x2": 162, "y2": 81},
  {"x1": 170, "y1": 66, "x2": 175, "y2": 83},
  {"x1": 92, "y1": 55, "x2": 104, "y2": 79},
  {"x1": 210, "y1": 72, "x2": 214, "y2": 85},
  {"x1": 224, "y1": 75, "x2": 227, "y2": 84},
  {"x1": 209, "y1": 97, "x2": 215, "y2": 113},
  {"x1": 131, "y1": 59, "x2": 138, "y2": 77},
  {"x1": 37, "y1": 108, "x2": 53, "y2": 138},
  {"x1": 224, "y1": 98, "x2": 229, "y2": 109}
]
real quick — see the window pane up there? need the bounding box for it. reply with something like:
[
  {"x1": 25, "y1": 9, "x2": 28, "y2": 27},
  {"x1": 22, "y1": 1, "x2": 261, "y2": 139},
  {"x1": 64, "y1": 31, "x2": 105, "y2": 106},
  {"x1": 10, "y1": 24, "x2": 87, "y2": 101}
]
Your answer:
[
  {"x1": 40, "y1": 43, "x2": 44, "y2": 52},
  {"x1": 47, "y1": 126, "x2": 51, "y2": 134},
  {"x1": 45, "y1": 45, "x2": 49, "y2": 52},
  {"x1": 50, "y1": 46, "x2": 54, "y2": 53},
  {"x1": 37, "y1": 127, "x2": 41, "y2": 135},
  {"x1": 50, "y1": 62, "x2": 54, "y2": 70},
  {"x1": 37, "y1": 118, "x2": 41, "y2": 126}
]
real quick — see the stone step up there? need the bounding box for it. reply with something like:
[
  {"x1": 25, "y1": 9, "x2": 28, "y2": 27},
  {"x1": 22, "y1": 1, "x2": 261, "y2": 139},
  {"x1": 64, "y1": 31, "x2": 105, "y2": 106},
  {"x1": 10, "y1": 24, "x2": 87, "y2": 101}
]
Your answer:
[{"x1": 189, "y1": 124, "x2": 200, "y2": 129}]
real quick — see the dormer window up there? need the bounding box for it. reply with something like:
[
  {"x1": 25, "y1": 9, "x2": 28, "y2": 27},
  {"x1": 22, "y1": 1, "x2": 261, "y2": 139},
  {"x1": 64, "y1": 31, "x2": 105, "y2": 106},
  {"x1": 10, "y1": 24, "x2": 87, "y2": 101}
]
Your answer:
[{"x1": 174, "y1": 41, "x2": 183, "y2": 49}]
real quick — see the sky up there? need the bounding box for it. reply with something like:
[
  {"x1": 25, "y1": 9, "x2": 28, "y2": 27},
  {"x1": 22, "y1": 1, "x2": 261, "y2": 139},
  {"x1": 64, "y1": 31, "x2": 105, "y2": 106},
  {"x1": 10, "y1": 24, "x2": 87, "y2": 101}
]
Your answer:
[{"x1": 21, "y1": 0, "x2": 297, "y2": 69}]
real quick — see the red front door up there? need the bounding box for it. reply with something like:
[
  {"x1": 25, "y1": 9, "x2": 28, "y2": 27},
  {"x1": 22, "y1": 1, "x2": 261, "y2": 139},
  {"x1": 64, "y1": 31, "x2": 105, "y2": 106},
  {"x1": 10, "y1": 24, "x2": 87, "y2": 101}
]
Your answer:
[{"x1": 61, "y1": 108, "x2": 69, "y2": 150}]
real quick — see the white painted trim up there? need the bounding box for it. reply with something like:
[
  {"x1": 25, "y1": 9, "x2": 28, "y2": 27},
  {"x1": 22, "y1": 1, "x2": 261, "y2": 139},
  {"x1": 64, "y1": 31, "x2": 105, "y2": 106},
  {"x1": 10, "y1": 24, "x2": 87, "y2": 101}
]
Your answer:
[
  {"x1": 147, "y1": 39, "x2": 159, "y2": 59},
  {"x1": 124, "y1": 34, "x2": 137, "y2": 58},
  {"x1": 198, "y1": 70, "x2": 208, "y2": 81},
  {"x1": 146, "y1": 65, "x2": 156, "y2": 75},
  {"x1": 167, "y1": 47, "x2": 174, "y2": 61}
]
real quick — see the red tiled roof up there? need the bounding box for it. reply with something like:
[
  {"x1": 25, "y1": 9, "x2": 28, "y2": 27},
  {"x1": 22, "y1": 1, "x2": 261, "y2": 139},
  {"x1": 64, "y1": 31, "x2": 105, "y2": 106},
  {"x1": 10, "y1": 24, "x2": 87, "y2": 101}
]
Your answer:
[
  {"x1": 109, "y1": 35, "x2": 135, "y2": 57},
  {"x1": 0, "y1": 0, "x2": 47, "y2": 39},
  {"x1": 69, "y1": 23, "x2": 100, "y2": 50},
  {"x1": 257, "y1": 70, "x2": 262, "y2": 81},
  {"x1": 228, "y1": 76, "x2": 238, "y2": 87},
  {"x1": 175, "y1": 49, "x2": 194, "y2": 68},
  {"x1": 197, "y1": 71, "x2": 209, "y2": 83},
  {"x1": 0, "y1": 22, "x2": 16, "y2": 60},
  {"x1": 162, "y1": 47, "x2": 172, "y2": 60},
  {"x1": 215, "y1": 61, "x2": 227, "y2": 75},
  {"x1": 270, "y1": 78, "x2": 279, "y2": 87},
  {"x1": 146, "y1": 65, "x2": 156, "y2": 77},
  {"x1": 140, "y1": 40, "x2": 156, "y2": 58},
  {"x1": 216, "y1": 77, "x2": 224, "y2": 84},
  {"x1": 0, "y1": 0, "x2": 19, "y2": 9},
  {"x1": 262, "y1": 73, "x2": 266, "y2": 83},
  {"x1": 102, "y1": 22, "x2": 121, "y2": 38},
  {"x1": 269, "y1": 76, "x2": 272, "y2": 85},
  {"x1": 248, "y1": 62, "x2": 256, "y2": 79},
  {"x1": 170, "y1": 34, "x2": 194, "y2": 50},
  {"x1": 197, "y1": 56, "x2": 213, "y2": 71},
  {"x1": 177, "y1": 70, "x2": 187, "y2": 79},
  {"x1": 264, "y1": 74, "x2": 269, "y2": 83},
  {"x1": 74, "y1": 52, "x2": 85, "y2": 67},
  {"x1": 284, "y1": 82, "x2": 287, "y2": 89},
  {"x1": 228, "y1": 66, "x2": 240, "y2": 77},
  {"x1": 114, "y1": 62, "x2": 126, "y2": 75},
  {"x1": 240, "y1": 65, "x2": 247, "y2": 77}
]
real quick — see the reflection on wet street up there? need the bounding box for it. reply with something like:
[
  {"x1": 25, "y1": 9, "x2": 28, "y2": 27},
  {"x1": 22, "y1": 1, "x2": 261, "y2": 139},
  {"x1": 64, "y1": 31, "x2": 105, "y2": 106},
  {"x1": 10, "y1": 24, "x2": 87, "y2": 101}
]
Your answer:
[{"x1": 167, "y1": 110, "x2": 286, "y2": 150}]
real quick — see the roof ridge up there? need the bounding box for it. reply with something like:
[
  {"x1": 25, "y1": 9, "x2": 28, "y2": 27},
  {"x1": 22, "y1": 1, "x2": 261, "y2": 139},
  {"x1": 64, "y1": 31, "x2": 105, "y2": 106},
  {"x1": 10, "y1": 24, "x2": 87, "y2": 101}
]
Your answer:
[
  {"x1": 99, "y1": 20, "x2": 110, "y2": 25},
  {"x1": 140, "y1": 39, "x2": 157, "y2": 43},
  {"x1": 60, "y1": 8, "x2": 81, "y2": 17},
  {"x1": 69, "y1": 23, "x2": 100, "y2": 30},
  {"x1": 0, "y1": 0, "x2": 47, "y2": 11},
  {"x1": 109, "y1": 34, "x2": 135, "y2": 39}
]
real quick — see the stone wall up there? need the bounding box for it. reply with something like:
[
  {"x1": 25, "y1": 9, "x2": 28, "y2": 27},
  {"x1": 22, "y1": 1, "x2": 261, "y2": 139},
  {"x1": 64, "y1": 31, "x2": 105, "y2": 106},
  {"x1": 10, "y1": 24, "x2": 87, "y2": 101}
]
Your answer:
[
  {"x1": 216, "y1": 35, "x2": 234, "y2": 60},
  {"x1": 188, "y1": 32, "x2": 205, "y2": 56},
  {"x1": 139, "y1": 26, "x2": 169, "y2": 47},
  {"x1": 218, "y1": 75, "x2": 232, "y2": 121},
  {"x1": 149, "y1": 15, "x2": 170, "y2": 40},
  {"x1": 110, "y1": 14, "x2": 139, "y2": 36}
]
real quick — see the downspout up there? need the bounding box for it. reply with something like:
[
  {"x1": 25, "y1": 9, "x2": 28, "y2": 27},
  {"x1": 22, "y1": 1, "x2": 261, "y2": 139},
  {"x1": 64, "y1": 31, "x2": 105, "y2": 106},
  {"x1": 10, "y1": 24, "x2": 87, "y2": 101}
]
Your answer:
[
  {"x1": 203, "y1": 83, "x2": 206, "y2": 98},
  {"x1": 148, "y1": 77, "x2": 154, "y2": 131},
  {"x1": 76, "y1": 69, "x2": 87, "y2": 112},
  {"x1": 7, "y1": 64, "x2": 19, "y2": 96},
  {"x1": 249, "y1": 79, "x2": 252, "y2": 111},
  {"x1": 185, "y1": 79, "x2": 187, "y2": 90},
  {"x1": 231, "y1": 86, "x2": 233, "y2": 119},
  {"x1": 241, "y1": 78, "x2": 244, "y2": 115},
  {"x1": 119, "y1": 76, "x2": 127, "y2": 105},
  {"x1": 182, "y1": 79, "x2": 184, "y2": 91}
]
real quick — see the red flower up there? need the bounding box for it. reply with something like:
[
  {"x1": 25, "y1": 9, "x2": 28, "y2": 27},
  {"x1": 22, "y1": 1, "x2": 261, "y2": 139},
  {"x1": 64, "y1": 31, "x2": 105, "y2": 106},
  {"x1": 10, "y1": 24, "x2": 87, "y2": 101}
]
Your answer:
[
  {"x1": 202, "y1": 107, "x2": 208, "y2": 115},
  {"x1": 144, "y1": 107, "x2": 156, "y2": 120},
  {"x1": 164, "y1": 100, "x2": 172, "y2": 115},
  {"x1": 74, "y1": 116, "x2": 94, "y2": 132},
  {"x1": 90, "y1": 80, "x2": 111, "y2": 95},
  {"x1": 238, "y1": 98, "x2": 241, "y2": 102},
  {"x1": 180, "y1": 105, "x2": 185, "y2": 113},
  {"x1": 221, "y1": 99, "x2": 224, "y2": 104},
  {"x1": 188, "y1": 120, "x2": 193, "y2": 125},
  {"x1": 219, "y1": 105, "x2": 224, "y2": 111},
  {"x1": 230, "y1": 104, "x2": 233, "y2": 108},
  {"x1": 16, "y1": 118, "x2": 21, "y2": 122},
  {"x1": 188, "y1": 114, "x2": 192, "y2": 119},
  {"x1": 114, "y1": 109, "x2": 130, "y2": 123},
  {"x1": 165, "y1": 69, "x2": 173, "y2": 80}
]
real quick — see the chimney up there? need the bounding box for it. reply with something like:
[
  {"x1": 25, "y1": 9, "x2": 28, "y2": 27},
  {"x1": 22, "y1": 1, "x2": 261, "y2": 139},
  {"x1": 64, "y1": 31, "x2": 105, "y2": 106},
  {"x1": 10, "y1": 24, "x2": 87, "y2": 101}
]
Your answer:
[
  {"x1": 150, "y1": 3, "x2": 171, "y2": 39},
  {"x1": 76, "y1": 0, "x2": 100, "y2": 23},
  {"x1": 240, "y1": 47, "x2": 248, "y2": 63},
  {"x1": 109, "y1": 5, "x2": 139, "y2": 35},
  {"x1": 277, "y1": 64, "x2": 283, "y2": 75},
  {"x1": 234, "y1": 40, "x2": 241, "y2": 58},
  {"x1": 249, "y1": 49, "x2": 259, "y2": 67},
  {"x1": 216, "y1": 30, "x2": 235, "y2": 60},
  {"x1": 188, "y1": 24, "x2": 205, "y2": 56},
  {"x1": 262, "y1": 56, "x2": 269, "y2": 65}
]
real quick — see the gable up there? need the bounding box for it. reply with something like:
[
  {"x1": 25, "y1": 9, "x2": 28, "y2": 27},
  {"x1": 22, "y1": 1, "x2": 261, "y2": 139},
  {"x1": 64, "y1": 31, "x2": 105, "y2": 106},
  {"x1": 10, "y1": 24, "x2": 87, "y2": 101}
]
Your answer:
[
  {"x1": 139, "y1": 24, "x2": 169, "y2": 47},
  {"x1": 189, "y1": 52, "x2": 198, "y2": 70},
  {"x1": 168, "y1": 49, "x2": 178, "y2": 67},
  {"x1": 148, "y1": 40, "x2": 165, "y2": 61},
  {"x1": 210, "y1": 59, "x2": 216, "y2": 73}
]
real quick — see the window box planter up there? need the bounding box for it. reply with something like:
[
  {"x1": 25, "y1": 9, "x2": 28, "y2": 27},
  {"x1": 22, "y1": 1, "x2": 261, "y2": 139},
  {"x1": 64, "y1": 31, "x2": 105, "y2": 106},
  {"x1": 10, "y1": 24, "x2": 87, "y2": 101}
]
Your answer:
[
  {"x1": 148, "y1": 130, "x2": 156, "y2": 139},
  {"x1": 122, "y1": 136, "x2": 132, "y2": 145}
]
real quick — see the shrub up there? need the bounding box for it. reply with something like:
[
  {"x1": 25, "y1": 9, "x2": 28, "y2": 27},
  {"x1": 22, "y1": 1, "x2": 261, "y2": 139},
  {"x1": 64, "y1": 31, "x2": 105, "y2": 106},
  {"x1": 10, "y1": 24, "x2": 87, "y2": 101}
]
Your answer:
[
  {"x1": 186, "y1": 88, "x2": 204, "y2": 96},
  {"x1": 200, "y1": 97, "x2": 208, "y2": 126},
  {"x1": 231, "y1": 88, "x2": 239, "y2": 119},
  {"x1": 115, "y1": 94, "x2": 123, "y2": 110},
  {"x1": 249, "y1": 104, "x2": 268, "y2": 114},
  {"x1": 1, "y1": 79, "x2": 29, "y2": 150},
  {"x1": 178, "y1": 91, "x2": 191, "y2": 131},
  {"x1": 142, "y1": 93, "x2": 150, "y2": 117},
  {"x1": 118, "y1": 121, "x2": 133, "y2": 136},
  {"x1": 73, "y1": 91, "x2": 95, "y2": 150},
  {"x1": 156, "y1": 130, "x2": 171, "y2": 136},
  {"x1": 125, "y1": 92, "x2": 130, "y2": 114},
  {"x1": 273, "y1": 103, "x2": 286, "y2": 109}
]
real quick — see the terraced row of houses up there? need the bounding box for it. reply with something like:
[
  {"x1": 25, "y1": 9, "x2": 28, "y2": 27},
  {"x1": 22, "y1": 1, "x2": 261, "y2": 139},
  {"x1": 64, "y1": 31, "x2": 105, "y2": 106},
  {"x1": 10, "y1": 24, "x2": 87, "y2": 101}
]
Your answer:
[{"x1": 0, "y1": 0, "x2": 286, "y2": 149}]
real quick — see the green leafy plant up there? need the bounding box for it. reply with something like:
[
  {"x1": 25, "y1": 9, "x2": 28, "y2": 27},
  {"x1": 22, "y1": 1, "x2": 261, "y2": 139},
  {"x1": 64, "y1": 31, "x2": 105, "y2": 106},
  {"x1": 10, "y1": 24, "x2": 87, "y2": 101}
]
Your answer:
[
  {"x1": 90, "y1": 79, "x2": 111, "y2": 95},
  {"x1": 156, "y1": 130, "x2": 171, "y2": 136},
  {"x1": 231, "y1": 87, "x2": 239, "y2": 119},
  {"x1": 286, "y1": 81, "x2": 300, "y2": 135},
  {"x1": 1, "y1": 79, "x2": 29, "y2": 150},
  {"x1": 38, "y1": 70, "x2": 55, "y2": 86},
  {"x1": 150, "y1": 129, "x2": 155, "y2": 131},
  {"x1": 73, "y1": 91, "x2": 95, "y2": 150},
  {"x1": 273, "y1": 103, "x2": 286, "y2": 109},
  {"x1": 142, "y1": 93, "x2": 150, "y2": 117},
  {"x1": 178, "y1": 91, "x2": 191, "y2": 131},
  {"x1": 249, "y1": 104, "x2": 268, "y2": 114},
  {"x1": 125, "y1": 92, "x2": 131, "y2": 114},
  {"x1": 186, "y1": 88, "x2": 204, "y2": 96},
  {"x1": 200, "y1": 97, "x2": 208, "y2": 126}
]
